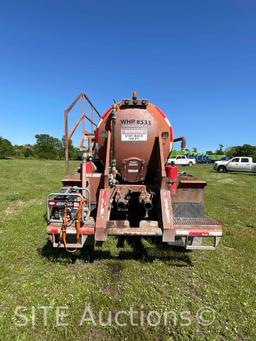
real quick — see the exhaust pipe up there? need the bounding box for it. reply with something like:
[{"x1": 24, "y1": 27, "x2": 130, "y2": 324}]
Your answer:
[
  {"x1": 139, "y1": 189, "x2": 153, "y2": 211},
  {"x1": 173, "y1": 136, "x2": 186, "y2": 150},
  {"x1": 116, "y1": 190, "x2": 129, "y2": 210},
  {"x1": 117, "y1": 198, "x2": 129, "y2": 209},
  {"x1": 142, "y1": 198, "x2": 153, "y2": 211}
]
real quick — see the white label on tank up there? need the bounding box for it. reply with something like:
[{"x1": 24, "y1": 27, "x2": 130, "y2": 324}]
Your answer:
[
  {"x1": 128, "y1": 169, "x2": 139, "y2": 173},
  {"x1": 121, "y1": 128, "x2": 147, "y2": 141}
]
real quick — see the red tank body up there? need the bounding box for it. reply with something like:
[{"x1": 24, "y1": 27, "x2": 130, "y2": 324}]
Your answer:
[{"x1": 96, "y1": 101, "x2": 173, "y2": 183}]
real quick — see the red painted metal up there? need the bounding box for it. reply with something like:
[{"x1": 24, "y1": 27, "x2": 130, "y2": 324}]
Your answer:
[
  {"x1": 85, "y1": 162, "x2": 94, "y2": 174},
  {"x1": 189, "y1": 231, "x2": 209, "y2": 236},
  {"x1": 49, "y1": 228, "x2": 59, "y2": 234},
  {"x1": 95, "y1": 188, "x2": 111, "y2": 241},
  {"x1": 80, "y1": 227, "x2": 94, "y2": 235},
  {"x1": 165, "y1": 164, "x2": 178, "y2": 193},
  {"x1": 165, "y1": 164, "x2": 178, "y2": 180},
  {"x1": 46, "y1": 91, "x2": 222, "y2": 253},
  {"x1": 97, "y1": 102, "x2": 173, "y2": 176},
  {"x1": 161, "y1": 189, "x2": 175, "y2": 242}
]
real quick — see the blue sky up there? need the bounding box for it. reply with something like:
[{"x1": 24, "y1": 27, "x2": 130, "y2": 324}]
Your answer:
[{"x1": 0, "y1": 0, "x2": 256, "y2": 152}]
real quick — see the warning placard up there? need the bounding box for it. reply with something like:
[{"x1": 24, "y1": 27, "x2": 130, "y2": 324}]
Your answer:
[{"x1": 121, "y1": 128, "x2": 147, "y2": 141}]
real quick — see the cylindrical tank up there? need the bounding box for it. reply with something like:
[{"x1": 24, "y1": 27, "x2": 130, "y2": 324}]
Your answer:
[{"x1": 96, "y1": 96, "x2": 173, "y2": 182}]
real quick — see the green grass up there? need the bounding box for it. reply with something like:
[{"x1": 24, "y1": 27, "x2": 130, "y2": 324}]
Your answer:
[{"x1": 0, "y1": 160, "x2": 256, "y2": 340}]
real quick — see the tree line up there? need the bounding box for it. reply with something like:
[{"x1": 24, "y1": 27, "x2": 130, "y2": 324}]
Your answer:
[
  {"x1": 0, "y1": 135, "x2": 255, "y2": 160},
  {"x1": 206, "y1": 144, "x2": 256, "y2": 160},
  {"x1": 0, "y1": 134, "x2": 80, "y2": 160}
]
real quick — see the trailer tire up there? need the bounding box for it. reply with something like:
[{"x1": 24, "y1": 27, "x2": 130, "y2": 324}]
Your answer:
[{"x1": 217, "y1": 166, "x2": 227, "y2": 173}]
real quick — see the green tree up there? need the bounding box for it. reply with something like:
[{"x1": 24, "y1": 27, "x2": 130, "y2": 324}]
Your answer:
[
  {"x1": 14, "y1": 145, "x2": 25, "y2": 158},
  {"x1": 0, "y1": 137, "x2": 15, "y2": 158},
  {"x1": 24, "y1": 145, "x2": 34, "y2": 158},
  {"x1": 34, "y1": 134, "x2": 63, "y2": 159},
  {"x1": 13, "y1": 144, "x2": 34, "y2": 158},
  {"x1": 226, "y1": 144, "x2": 256, "y2": 159}
]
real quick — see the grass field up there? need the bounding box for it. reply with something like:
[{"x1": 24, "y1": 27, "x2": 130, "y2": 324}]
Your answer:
[{"x1": 0, "y1": 160, "x2": 256, "y2": 340}]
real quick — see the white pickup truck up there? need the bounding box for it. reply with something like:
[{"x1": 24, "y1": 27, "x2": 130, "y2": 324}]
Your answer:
[
  {"x1": 214, "y1": 157, "x2": 256, "y2": 173},
  {"x1": 167, "y1": 155, "x2": 196, "y2": 167}
]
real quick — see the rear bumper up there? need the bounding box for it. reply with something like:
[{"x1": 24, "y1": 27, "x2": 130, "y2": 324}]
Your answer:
[
  {"x1": 174, "y1": 217, "x2": 222, "y2": 236},
  {"x1": 173, "y1": 217, "x2": 222, "y2": 250},
  {"x1": 47, "y1": 225, "x2": 94, "y2": 249},
  {"x1": 47, "y1": 217, "x2": 222, "y2": 250},
  {"x1": 47, "y1": 225, "x2": 94, "y2": 235}
]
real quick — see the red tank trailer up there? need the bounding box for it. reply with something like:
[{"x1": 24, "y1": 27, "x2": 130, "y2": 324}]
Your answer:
[{"x1": 46, "y1": 92, "x2": 222, "y2": 253}]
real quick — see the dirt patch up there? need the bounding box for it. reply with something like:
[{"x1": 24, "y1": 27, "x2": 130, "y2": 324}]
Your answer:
[
  {"x1": 220, "y1": 204, "x2": 241, "y2": 210},
  {"x1": 106, "y1": 262, "x2": 124, "y2": 280},
  {"x1": 217, "y1": 178, "x2": 235, "y2": 184},
  {"x1": 100, "y1": 284, "x2": 122, "y2": 299},
  {"x1": 3, "y1": 199, "x2": 42, "y2": 218},
  {"x1": 4, "y1": 207, "x2": 15, "y2": 216},
  {"x1": 16, "y1": 199, "x2": 26, "y2": 207},
  {"x1": 98, "y1": 263, "x2": 125, "y2": 299}
]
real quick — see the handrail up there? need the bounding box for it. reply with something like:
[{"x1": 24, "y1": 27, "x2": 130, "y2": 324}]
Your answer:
[{"x1": 64, "y1": 92, "x2": 100, "y2": 173}]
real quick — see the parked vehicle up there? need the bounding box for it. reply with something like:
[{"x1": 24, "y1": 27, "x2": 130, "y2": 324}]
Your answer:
[
  {"x1": 195, "y1": 155, "x2": 214, "y2": 164},
  {"x1": 213, "y1": 157, "x2": 256, "y2": 173},
  {"x1": 167, "y1": 155, "x2": 196, "y2": 167},
  {"x1": 205, "y1": 156, "x2": 215, "y2": 164}
]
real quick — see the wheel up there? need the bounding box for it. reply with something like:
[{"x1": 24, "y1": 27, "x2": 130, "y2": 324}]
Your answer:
[
  {"x1": 188, "y1": 162, "x2": 193, "y2": 167},
  {"x1": 218, "y1": 166, "x2": 227, "y2": 173}
]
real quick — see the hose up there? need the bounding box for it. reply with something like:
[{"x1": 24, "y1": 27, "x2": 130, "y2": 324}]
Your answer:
[
  {"x1": 60, "y1": 206, "x2": 78, "y2": 253},
  {"x1": 76, "y1": 199, "x2": 87, "y2": 242}
]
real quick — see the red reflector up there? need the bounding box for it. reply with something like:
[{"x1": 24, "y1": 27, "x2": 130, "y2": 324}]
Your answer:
[
  {"x1": 50, "y1": 228, "x2": 59, "y2": 234},
  {"x1": 80, "y1": 228, "x2": 94, "y2": 235},
  {"x1": 189, "y1": 231, "x2": 209, "y2": 236},
  {"x1": 48, "y1": 200, "x2": 56, "y2": 206}
]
